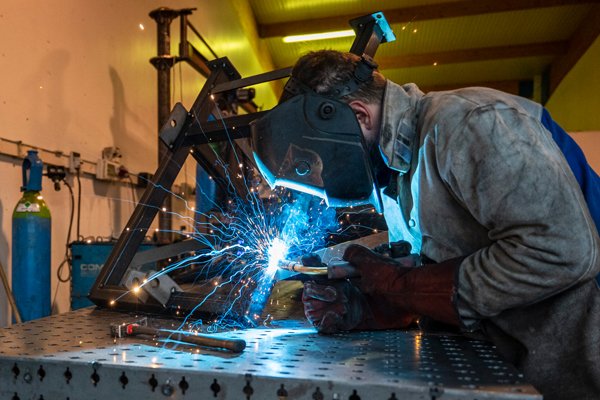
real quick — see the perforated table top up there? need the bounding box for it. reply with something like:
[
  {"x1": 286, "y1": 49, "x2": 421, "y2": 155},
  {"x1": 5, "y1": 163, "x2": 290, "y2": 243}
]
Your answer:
[{"x1": 0, "y1": 308, "x2": 540, "y2": 399}]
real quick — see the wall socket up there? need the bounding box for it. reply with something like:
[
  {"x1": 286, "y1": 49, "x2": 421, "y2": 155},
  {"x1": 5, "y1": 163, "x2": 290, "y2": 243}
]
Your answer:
[
  {"x1": 96, "y1": 158, "x2": 121, "y2": 181},
  {"x1": 69, "y1": 151, "x2": 81, "y2": 173}
]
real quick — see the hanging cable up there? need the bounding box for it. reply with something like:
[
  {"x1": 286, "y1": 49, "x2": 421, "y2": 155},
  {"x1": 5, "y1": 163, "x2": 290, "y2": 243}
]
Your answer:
[
  {"x1": 51, "y1": 178, "x2": 75, "y2": 312},
  {"x1": 76, "y1": 168, "x2": 82, "y2": 240},
  {"x1": 57, "y1": 180, "x2": 75, "y2": 283},
  {"x1": 179, "y1": 60, "x2": 183, "y2": 102}
]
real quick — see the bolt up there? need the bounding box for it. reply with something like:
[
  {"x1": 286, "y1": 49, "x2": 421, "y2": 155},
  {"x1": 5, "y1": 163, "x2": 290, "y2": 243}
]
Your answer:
[
  {"x1": 161, "y1": 381, "x2": 174, "y2": 397},
  {"x1": 312, "y1": 387, "x2": 324, "y2": 400}
]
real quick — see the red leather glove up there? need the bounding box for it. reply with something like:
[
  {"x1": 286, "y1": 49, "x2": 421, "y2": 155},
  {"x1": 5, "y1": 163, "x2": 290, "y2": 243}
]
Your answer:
[
  {"x1": 302, "y1": 280, "x2": 418, "y2": 334},
  {"x1": 343, "y1": 244, "x2": 462, "y2": 326},
  {"x1": 302, "y1": 281, "x2": 365, "y2": 334}
]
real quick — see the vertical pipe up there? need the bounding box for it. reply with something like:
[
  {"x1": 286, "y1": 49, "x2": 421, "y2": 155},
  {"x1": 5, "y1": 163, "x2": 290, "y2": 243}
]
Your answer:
[
  {"x1": 179, "y1": 13, "x2": 188, "y2": 57},
  {"x1": 149, "y1": 8, "x2": 180, "y2": 244}
]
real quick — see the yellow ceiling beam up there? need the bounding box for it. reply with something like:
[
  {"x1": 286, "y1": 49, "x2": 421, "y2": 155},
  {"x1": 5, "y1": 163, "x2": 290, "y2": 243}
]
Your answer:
[
  {"x1": 376, "y1": 41, "x2": 568, "y2": 69},
  {"x1": 258, "y1": 0, "x2": 595, "y2": 38}
]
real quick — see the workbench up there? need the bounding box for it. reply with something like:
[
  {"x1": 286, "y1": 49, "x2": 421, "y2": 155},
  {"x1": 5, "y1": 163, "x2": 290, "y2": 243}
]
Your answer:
[{"x1": 0, "y1": 308, "x2": 540, "y2": 399}]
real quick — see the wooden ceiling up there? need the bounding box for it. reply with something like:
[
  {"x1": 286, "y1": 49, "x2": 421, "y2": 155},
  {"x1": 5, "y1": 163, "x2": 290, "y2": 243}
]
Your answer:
[{"x1": 248, "y1": 0, "x2": 600, "y2": 101}]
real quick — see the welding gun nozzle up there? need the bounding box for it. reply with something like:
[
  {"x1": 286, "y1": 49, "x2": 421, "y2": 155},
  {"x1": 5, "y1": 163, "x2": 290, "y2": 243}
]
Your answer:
[
  {"x1": 277, "y1": 259, "x2": 328, "y2": 275},
  {"x1": 277, "y1": 259, "x2": 298, "y2": 269}
]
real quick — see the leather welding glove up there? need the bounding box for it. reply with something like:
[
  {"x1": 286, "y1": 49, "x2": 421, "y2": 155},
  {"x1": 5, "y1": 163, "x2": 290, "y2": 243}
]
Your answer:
[
  {"x1": 343, "y1": 244, "x2": 462, "y2": 326},
  {"x1": 302, "y1": 280, "x2": 418, "y2": 334},
  {"x1": 302, "y1": 280, "x2": 365, "y2": 334}
]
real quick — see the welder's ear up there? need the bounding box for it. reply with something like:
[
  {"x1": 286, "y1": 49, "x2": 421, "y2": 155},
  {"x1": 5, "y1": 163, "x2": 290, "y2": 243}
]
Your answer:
[{"x1": 348, "y1": 100, "x2": 374, "y2": 130}]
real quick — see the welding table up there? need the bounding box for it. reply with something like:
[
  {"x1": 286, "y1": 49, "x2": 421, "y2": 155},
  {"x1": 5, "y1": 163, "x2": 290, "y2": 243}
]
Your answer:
[{"x1": 0, "y1": 308, "x2": 541, "y2": 400}]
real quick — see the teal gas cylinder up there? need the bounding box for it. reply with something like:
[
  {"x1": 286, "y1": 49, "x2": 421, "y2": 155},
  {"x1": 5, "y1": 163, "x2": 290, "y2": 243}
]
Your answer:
[{"x1": 12, "y1": 150, "x2": 51, "y2": 322}]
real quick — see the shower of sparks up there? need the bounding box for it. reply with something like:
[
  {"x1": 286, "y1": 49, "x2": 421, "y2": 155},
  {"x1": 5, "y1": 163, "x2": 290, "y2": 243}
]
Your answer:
[{"x1": 109, "y1": 99, "x2": 381, "y2": 333}]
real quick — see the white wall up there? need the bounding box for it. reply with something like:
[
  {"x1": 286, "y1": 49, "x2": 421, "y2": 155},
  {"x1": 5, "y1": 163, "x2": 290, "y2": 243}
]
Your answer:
[{"x1": 0, "y1": 0, "x2": 277, "y2": 327}]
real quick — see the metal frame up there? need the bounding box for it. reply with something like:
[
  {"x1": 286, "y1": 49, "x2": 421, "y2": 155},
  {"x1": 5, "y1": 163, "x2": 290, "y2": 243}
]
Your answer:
[{"x1": 89, "y1": 12, "x2": 395, "y2": 316}]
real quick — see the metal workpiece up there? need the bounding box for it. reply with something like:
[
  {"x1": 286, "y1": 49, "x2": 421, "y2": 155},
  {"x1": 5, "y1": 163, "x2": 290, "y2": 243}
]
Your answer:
[{"x1": 0, "y1": 308, "x2": 540, "y2": 399}]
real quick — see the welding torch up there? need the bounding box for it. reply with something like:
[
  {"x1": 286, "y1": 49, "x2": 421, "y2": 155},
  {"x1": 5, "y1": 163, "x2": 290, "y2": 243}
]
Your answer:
[
  {"x1": 277, "y1": 258, "x2": 359, "y2": 279},
  {"x1": 277, "y1": 240, "x2": 413, "y2": 280}
]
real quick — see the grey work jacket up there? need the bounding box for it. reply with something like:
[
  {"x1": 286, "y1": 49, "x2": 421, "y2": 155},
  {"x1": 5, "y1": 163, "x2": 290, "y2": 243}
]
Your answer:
[{"x1": 378, "y1": 81, "x2": 600, "y2": 399}]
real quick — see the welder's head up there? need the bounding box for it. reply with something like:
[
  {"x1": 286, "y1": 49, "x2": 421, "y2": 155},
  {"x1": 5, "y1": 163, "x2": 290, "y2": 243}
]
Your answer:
[
  {"x1": 284, "y1": 51, "x2": 386, "y2": 103},
  {"x1": 251, "y1": 50, "x2": 386, "y2": 212}
]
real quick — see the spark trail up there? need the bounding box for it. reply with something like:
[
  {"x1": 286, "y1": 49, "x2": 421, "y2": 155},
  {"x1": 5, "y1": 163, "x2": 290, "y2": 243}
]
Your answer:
[
  {"x1": 112, "y1": 152, "x2": 340, "y2": 331},
  {"x1": 109, "y1": 100, "x2": 379, "y2": 333}
]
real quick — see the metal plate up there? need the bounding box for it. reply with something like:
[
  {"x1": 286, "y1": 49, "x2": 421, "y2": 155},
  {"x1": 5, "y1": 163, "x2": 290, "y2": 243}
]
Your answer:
[{"x1": 0, "y1": 308, "x2": 540, "y2": 399}]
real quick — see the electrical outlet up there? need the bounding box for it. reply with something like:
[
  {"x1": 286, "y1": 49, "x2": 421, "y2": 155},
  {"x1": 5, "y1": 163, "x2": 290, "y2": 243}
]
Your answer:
[
  {"x1": 69, "y1": 151, "x2": 81, "y2": 173},
  {"x1": 96, "y1": 158, "x2": 121, "y2": 181}
]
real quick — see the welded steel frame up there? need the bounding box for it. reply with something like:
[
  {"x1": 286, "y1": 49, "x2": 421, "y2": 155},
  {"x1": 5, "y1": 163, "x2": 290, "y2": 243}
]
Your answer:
[{"x1": 89, "y1": 11, "x2": 395, "y2": 315}]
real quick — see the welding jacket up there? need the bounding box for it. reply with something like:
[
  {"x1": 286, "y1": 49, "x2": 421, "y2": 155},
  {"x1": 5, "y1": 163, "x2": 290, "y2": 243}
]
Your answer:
[{"x1": 378, "y1": 80, "x2": 600, "y2": 399}]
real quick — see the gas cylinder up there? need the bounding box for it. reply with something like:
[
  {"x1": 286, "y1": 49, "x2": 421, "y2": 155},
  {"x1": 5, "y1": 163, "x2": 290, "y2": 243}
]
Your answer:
[{"x1": 12, "y1": 150, "x2": 51, "y2": 322}]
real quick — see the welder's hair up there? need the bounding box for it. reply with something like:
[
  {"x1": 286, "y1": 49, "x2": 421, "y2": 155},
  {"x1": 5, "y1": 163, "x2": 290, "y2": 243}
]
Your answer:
[{"x1": 291, "y1": 50, "x2": 386, "y2": 104}]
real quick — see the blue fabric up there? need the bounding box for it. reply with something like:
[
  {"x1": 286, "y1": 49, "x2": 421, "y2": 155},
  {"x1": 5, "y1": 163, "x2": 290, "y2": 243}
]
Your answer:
[{"x1": 541, "y1": 109, "x2": 600, "y2": 285}]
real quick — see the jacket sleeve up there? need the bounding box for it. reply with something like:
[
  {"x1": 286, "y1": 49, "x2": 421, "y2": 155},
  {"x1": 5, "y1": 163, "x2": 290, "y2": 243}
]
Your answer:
[{"x1": 436, "y1": 104, "x2": 600, "y2": 329}]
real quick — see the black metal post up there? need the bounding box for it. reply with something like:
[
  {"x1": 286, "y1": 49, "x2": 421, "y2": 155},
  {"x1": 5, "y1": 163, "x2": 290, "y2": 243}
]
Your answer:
[{"x1": 149, "y1": 7, "x2": 179, "y2": 244}]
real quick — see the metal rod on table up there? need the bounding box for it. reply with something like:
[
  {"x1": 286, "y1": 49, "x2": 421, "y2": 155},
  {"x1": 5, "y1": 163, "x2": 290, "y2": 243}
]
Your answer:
[{"x1": 0, "y1": 260, "x2": 22, "y2": 324}]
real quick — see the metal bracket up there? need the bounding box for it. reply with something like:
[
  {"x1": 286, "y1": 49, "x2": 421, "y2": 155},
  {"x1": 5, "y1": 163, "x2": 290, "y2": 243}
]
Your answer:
[
  {"x1": 159, "y1": 102, "x2": 191, "y2": 148},
  {"x1": 349, "y1": 11, "x2": 396, "y2": 57},
  {"x1": 124, "y1": 270, "x2": 182, "y2": 308},
  {"x1": 150, "y1": 55, "x2": 178, "y2": 71}
]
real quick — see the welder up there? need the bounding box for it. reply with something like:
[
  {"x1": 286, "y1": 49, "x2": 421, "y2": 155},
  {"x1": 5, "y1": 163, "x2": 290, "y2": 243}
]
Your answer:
[{"x1": 252, "y1": 50, "x2": 600, "y2": 399}]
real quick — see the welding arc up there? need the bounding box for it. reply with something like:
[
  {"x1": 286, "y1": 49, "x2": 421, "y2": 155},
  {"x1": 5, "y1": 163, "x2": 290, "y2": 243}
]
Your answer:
[{"x1": 125, "y1": 324, "x2": 246, "y2": 353}]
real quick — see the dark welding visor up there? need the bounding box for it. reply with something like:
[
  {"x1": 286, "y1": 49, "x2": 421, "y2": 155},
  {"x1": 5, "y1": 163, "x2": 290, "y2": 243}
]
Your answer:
[{"x1": 251, "y1": 92, "x2": 383, "y2": 212}]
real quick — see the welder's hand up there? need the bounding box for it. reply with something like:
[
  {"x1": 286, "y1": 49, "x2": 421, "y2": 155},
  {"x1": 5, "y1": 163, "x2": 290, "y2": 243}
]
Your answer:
[
  {"x1": 301, "y1": 253, "x2": 326, "y2": 268},
  {"x1": 302, "y1": 281, "x2": 365, "y2": 334},
  {"x1": 343, "y1": 244, "x2": 463, "y2": 327},
  {"x1": 342, "y1": 244, "x2": 419, "y2": 295}
]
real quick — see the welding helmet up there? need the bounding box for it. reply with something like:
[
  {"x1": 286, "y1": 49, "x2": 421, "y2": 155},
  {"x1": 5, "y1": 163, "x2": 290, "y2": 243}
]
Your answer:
[{"x1": 251, "y1": 56, "x2": 383, "y2": 212}]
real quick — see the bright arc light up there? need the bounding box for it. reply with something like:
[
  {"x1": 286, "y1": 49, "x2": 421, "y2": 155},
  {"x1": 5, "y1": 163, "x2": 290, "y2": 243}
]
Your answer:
[
  {"x1": 283, "y1": 29, "x2": 355, "y2": 43},
  {"x1": 266, "y1": 238, "x2": 289, "y2": 275}
]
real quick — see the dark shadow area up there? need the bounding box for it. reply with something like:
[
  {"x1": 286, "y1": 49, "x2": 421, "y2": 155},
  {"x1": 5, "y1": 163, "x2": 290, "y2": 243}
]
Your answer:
[{"x1": 108, "y1": 66, "x2": 155, "y2": 167}]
